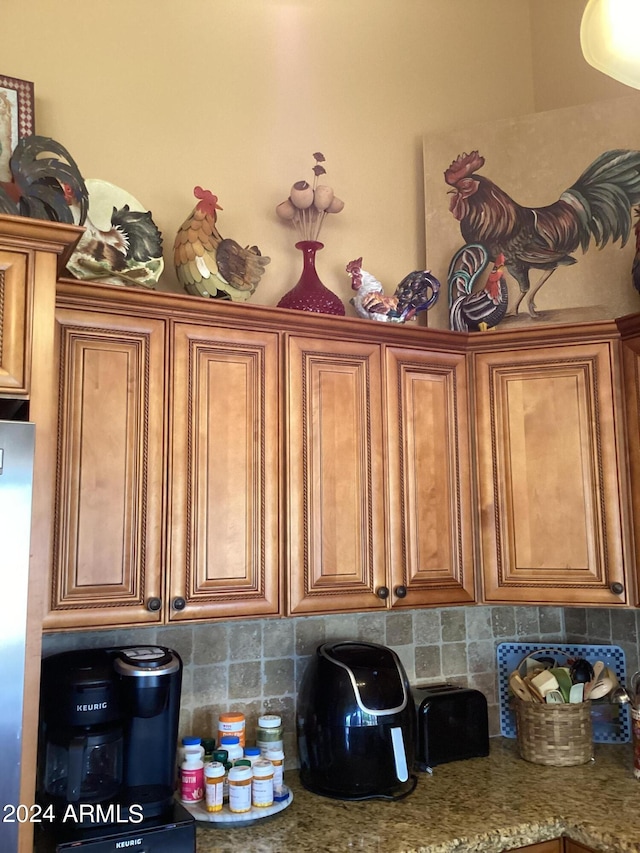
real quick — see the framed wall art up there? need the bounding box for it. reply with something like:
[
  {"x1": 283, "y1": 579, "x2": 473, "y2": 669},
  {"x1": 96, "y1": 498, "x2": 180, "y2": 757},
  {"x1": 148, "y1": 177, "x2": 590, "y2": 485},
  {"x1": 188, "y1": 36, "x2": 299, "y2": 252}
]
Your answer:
[
  {"x1": 423, "y1": 92, "x2": 640, "y2": 331},
  {"x1": 0, "y1": 75, "x2": 34, "y2": 182}
]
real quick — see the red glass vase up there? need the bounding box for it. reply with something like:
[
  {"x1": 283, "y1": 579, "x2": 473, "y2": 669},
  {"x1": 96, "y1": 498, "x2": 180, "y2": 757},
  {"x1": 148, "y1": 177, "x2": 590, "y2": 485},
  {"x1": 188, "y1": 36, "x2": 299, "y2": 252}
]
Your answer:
[{"x1": 277, "y1": 241, "x2": 345, "y2": 315}]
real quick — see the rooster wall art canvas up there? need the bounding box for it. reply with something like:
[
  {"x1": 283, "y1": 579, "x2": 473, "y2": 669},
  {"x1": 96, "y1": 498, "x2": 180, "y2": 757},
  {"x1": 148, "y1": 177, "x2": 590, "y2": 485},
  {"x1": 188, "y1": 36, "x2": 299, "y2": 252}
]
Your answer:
[
  {"x1": 445, "y1": 149, "x2": 640, "y2": 329},
  {"x1": 422, "y1": 95, "x2": 640, "y2": 330}
]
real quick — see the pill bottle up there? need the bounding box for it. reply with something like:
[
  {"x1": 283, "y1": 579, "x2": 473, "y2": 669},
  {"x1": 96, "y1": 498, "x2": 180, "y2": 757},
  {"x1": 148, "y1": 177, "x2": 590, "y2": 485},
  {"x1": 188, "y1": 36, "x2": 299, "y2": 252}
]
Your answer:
[
  {"x1": 204, "y1": 761, "x2": 225, "y2": 813},
  {"x1": 218, "y1": 711, "x2": 246, "y2": 748},
  {"x1": 180, "y1": 749, "x2": 204, "y2": 803},
  {"x1": 228, "y1": 765, "x2": 253, "y2": 814},
  {"x1": 252, "y1": 759, "x2": 274, "y2": 808},
  {"x1": 256, "y1": 715, "x2": 283, "y2": 755},
  {"x1": 178, "y1": 735, "x2": 205, "y2": 765},
  {"x1": 219, "y1": 735, "x2": 243, "y2": 764},
  {"x1": 177, "y1": 736, "x2": 205, "y2": 791},
  {"x1": 265, "y1": 747, "x2": 285, "y2": 793},
  {"x1": 243, "y1": 746, "x2": 261, "y2": 767},
  {"x1": 202, "y1": 738, "x2": 217, "y2": 764}
]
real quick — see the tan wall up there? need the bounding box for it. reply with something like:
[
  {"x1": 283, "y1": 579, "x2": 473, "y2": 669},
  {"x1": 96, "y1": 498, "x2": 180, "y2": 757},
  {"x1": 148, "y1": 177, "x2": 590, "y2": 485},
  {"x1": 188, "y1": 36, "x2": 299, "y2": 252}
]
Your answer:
[
  {"x1": 4, "y1": 0, "x2": 537, "y2": 310},
  {"x1": 530, "y1": 0, "x2": 632, "y2": 111}
]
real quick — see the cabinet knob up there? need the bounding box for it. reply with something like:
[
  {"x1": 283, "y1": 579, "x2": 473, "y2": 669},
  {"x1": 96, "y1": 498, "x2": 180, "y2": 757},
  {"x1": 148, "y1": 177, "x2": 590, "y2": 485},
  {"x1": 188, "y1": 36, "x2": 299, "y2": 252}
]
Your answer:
[
  {"x1": 147, "y1": 597, "x2": 162, "y2": 612},
  {"x1": 394, "y1": 585, "x2": 407, "y2": 599},
  {"x1": 376, "y1": 586, "x2": 389, "y2": 600},
  {"x1": 172, "y1": 596, "x2": 187, "y2": 611},
  {"x1": 610, "y1": 582, "x2": 625, "y2": 595}
]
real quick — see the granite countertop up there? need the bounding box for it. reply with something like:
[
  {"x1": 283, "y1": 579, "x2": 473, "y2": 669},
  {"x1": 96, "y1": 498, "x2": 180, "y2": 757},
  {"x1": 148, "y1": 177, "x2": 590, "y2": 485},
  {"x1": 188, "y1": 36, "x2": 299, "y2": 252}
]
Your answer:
[{"x1": 193, "y1": 738, "x2": 640, "y2": 853}]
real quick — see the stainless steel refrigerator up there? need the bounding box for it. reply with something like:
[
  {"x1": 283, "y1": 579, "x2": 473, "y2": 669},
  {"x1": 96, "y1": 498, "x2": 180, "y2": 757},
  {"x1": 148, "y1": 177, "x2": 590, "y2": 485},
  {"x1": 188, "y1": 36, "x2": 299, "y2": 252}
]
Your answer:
[{"x1": 0, "y1": 420, "x2": 35, "y2": 853}]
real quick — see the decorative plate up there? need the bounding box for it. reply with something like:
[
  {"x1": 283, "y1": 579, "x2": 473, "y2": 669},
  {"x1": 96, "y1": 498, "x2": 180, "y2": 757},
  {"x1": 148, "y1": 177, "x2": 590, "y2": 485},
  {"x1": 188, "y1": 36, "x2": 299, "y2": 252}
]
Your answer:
[{"x1": 67, "y1": 178, "x2": 164, "y2": 288}]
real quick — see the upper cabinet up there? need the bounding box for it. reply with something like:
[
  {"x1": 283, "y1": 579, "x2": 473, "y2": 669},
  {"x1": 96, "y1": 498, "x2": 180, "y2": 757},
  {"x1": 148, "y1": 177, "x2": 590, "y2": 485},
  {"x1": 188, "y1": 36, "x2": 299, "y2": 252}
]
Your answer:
[
  {"x1": 286, "y1": 335, "x2": 475, "y2": 615},
  {"x1": 46, "y1": 285, "x2": 282, "y2": 630},
  {"x1": 49, "y1": 303, "x2": 166, "y2": 629},
  {"x1": 44, "y1": 272, "x2": 640, "y2": 629},
  {"x1": 0, "y1": 247, "x2": 29, "y2": 394},
  {"x1": 167, "y1": 321, "x2": 281, "y2": 622},
  {"x1": 473, "y1": 328, "x2": 632, "y2": 606},
  {"x1": 385, "y1": 346, "x2": 475, "y2": 608}
]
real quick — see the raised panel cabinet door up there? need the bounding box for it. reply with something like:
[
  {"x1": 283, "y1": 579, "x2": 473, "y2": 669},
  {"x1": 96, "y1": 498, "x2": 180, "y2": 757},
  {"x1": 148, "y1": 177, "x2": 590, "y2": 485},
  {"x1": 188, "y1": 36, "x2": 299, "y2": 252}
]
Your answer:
[
  {"x1": 475, "y1": 341, "x2": 629, "y2": 605},
  {"x1": 168, "y1": 323, "x2": 281, "y2": 621},
  {"x1": 0, "y1": 248, "x2": 29, "y2": 394},
  {"x1": 287, "y1": 335, "x2": 387, "y2": 614},
  {"x1": 385, "y1": 347, "x2": 475, "y2": 607},
  {"x1": 620, "y1": 334, "x2": 640, "y2": 607},
  {"x1": 46, "y1": 308, "x2": 166, "y2": 629}
]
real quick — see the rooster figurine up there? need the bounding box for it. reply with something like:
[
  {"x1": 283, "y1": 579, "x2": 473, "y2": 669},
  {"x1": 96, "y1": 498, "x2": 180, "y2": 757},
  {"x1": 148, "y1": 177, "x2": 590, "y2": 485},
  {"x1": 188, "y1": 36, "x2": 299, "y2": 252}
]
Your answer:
[
  {"x1": 0, "y1": 134, "x2": 88, "y2": 225},
  {"x1": 448, "y1": 244, "x2": 508, "y2": 332},
  {"x1": 346, "y1": 258, "x2": 440, "y2": 323},
  {"x1": 174, "y1": 187, "x2": 270, "y2": 301}
]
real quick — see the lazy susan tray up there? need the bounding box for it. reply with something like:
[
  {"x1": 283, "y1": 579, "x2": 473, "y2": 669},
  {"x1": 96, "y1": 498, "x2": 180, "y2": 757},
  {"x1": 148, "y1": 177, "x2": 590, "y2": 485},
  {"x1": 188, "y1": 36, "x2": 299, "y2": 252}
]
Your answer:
[{"x1": 182, "y1": 787, "x2": 293, "y2": 828}]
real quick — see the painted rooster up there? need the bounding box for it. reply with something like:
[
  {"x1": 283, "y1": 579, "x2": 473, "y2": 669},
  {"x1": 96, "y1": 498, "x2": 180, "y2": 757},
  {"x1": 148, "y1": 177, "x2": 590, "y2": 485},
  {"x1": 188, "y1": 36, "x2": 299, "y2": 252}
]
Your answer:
[
  {"x1": 445, "y1": 149, "x2": 640, "y2": 317},
  {"x1": 448, "y1": 244, "x2": 507, "y2": 332},
  {"x1": 346, "y1": 257, "x2": 440, "y2": 323},
  {"x1": 0, "y1": 134, "x2": 88, "y2": 225},
  {"x1": 173, "y1": 187, "x2": 270, "y2": 300}
]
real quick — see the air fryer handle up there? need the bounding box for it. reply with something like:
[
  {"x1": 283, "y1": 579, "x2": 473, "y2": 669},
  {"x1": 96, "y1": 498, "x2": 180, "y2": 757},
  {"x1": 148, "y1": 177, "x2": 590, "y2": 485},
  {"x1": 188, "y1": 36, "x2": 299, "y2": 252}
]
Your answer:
[
  {"x1": 390, "y1": 726, "x2": 409, "y2": 783},
  {"x1": 67, "y1": 734, "x2": 87, "y2": 802}
]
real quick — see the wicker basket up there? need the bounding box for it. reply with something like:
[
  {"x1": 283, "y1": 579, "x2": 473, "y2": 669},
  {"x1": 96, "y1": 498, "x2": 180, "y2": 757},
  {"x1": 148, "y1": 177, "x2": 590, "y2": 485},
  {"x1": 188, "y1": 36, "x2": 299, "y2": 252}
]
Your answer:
[{"x1": 514, "y1": 698, "x2": 593, "y2": 766}]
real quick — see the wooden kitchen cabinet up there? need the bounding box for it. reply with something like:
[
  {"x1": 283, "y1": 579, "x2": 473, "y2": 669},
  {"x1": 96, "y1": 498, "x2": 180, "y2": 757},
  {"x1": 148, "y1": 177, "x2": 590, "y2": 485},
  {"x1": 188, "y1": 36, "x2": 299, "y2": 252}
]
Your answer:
[
  {"x1": 47, "y1": 304, "x2": 166, "y2": 629},
  {"x1": 514, "y1": 842, "x2": 563, "y2": 853},
  {"x1": 0, "y1": 217, "x2": 83, "y2": 853},
  {"x1": 473, "y1": 329, "x2": 632, "y2": 606},
  {"x1": 286, "y1": 335, "x2": 475, "y2": 614},
  {"x1": 384, "y1": 345, "x2": 475, "y2": 608},
  {"x1": 618, "y1": 313, "x2": 640, "y2": 607},
  {"x1": 0, "y1": 247, "x2": 30, "y2": 395},
  {"x1": 166, "y1": 321, "x2": 280, "y2": 621},
  {"x1": 563, "y1": 841, "x2": 597, "y2": 853},
  {"x1": 46, "y1": 283, "x2": 281, "y2": 629},
  {"x1": 512, "y1": 840, "x2": 596, "y2": 852}
]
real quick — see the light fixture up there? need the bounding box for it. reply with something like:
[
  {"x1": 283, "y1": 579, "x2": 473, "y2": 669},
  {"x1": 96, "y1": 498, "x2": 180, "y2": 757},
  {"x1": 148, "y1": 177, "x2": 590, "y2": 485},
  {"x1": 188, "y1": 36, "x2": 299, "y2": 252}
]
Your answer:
[{"x1": 580, "y1": 0, "x2": 640, "y2": 89}]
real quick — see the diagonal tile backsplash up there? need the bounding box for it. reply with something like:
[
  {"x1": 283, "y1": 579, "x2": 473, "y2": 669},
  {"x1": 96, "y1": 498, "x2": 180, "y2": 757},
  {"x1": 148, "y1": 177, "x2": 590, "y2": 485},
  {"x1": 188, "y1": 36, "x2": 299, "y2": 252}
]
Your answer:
[{"x1": 42, "y1": 605, "x2": 640, "y2": 768}]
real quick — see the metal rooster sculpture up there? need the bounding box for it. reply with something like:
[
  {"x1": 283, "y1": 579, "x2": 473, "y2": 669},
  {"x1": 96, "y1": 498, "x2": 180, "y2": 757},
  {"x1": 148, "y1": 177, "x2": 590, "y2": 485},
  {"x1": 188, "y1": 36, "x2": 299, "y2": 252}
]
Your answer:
[
  {"x1": 445, "y1": 149, "x2": 640, "y2": 317},
  {"x1": 448, "y1": 244, "x2": 507, "y2": 332},
  {"x1": 346, "y1": 257, "x2": 440, "y2": 323},
  {"x1": 174, "y1": 187, "x2": 270, "y2": 301},
  {"x1": 0, "y1": 134, "x2": 88, "y2": 225}
]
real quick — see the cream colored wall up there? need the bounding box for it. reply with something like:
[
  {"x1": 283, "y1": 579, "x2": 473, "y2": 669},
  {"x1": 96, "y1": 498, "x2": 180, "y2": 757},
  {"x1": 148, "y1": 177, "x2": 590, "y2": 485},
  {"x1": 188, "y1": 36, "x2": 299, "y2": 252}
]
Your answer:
[
  {"x1": 529, "y1": 0, "x2": 633, "y2": 111},
  {"x1": 3, "y1": 0, "x2": 536, "y2": 311}
]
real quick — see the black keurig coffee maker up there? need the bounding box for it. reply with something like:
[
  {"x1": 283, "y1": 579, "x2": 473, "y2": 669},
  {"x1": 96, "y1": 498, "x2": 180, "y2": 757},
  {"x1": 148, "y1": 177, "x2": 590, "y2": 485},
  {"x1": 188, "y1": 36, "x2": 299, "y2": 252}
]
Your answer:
[{"x1": 36, "y1": 646, "x2": 195, "y2": 853}]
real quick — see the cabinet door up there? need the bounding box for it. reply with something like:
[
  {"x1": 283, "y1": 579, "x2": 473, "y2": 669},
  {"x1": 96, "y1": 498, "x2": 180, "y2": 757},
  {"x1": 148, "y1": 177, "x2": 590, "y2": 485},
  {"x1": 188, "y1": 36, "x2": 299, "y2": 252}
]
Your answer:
[
  {"x1": 45, "y1": 308, "x2": 166, "y2": 629},
  {"x1": 168, "y1": 323, "x2": 280, "y2": 621},
  {"x1": 475, "y1": 341, "x2": 629, "y2": 605},
  {"x1": 514, "y1": 843, "x2": 563, "y2": 853},
  {"x1": 385, "y1": 347, "x2": 475, "y2": 607},
  {"x1": 620, "y1": 334, "x2": 640, "y2": 606},
  {"x1": 287, "y1": 335, "x2": 387, "y2": 614},
  {"x1": 0, "y1": 248, "x2": 29, "y2": 395}
]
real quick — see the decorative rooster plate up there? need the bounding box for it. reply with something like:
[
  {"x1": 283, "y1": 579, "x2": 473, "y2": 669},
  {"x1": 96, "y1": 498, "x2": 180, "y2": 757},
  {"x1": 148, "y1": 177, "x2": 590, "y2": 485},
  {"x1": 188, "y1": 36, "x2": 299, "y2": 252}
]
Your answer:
[{"x1": 66, "y1": 178, "x2": 164, "y2": 288}]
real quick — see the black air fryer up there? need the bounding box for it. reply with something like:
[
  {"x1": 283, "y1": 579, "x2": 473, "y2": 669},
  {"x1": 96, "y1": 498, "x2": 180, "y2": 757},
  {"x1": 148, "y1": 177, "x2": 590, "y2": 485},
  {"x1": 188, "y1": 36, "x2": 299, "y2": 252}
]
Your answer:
[{"x1": 297, "y1": 641, "x2": 416, "y2": 800}]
